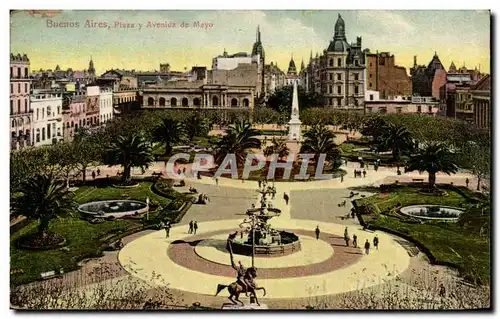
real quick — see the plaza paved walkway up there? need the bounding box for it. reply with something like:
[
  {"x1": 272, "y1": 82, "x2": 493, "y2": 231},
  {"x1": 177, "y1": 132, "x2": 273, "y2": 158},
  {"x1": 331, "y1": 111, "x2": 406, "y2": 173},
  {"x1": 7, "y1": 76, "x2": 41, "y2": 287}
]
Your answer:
[{"x1": 118, "y1": 171, "x2": 412, "y2": 299}]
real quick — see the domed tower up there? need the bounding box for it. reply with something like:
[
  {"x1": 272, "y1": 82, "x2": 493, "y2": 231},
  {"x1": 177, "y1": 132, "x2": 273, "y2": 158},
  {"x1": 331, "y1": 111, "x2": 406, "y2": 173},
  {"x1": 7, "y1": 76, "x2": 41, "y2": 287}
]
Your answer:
[{"x1": 328, "y1": 14, "x2": 350, "y2": 52}]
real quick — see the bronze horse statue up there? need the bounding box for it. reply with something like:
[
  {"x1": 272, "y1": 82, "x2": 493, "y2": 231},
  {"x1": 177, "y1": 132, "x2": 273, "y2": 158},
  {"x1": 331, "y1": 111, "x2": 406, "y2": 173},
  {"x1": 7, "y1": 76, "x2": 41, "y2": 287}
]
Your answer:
[
  {"x1": 215, "y1": 235, "x2": 267, "y2": 305},
  {"x1": 215, "y1": 267, "x2": 266, "y2": 306}
]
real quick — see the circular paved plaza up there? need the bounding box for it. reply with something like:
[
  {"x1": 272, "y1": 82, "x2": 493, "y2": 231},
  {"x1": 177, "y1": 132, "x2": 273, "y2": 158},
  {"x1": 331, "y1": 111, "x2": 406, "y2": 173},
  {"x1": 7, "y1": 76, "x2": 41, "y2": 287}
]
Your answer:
[{"x1": 118, "y1": 174, "x2": 412, "y2": 299}]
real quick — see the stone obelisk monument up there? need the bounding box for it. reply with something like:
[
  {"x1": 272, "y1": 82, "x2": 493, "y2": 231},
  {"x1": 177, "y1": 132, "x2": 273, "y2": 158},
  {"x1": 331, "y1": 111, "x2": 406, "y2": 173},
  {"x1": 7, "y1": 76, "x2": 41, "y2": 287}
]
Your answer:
[{"x1": 288, "y1": 81, "x2": 302, "y2": 141}]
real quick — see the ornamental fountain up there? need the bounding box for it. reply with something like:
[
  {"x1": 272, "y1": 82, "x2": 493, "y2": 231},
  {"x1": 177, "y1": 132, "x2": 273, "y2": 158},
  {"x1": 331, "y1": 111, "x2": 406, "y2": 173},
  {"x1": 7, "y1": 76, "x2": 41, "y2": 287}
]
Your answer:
[{"x1": 227, "y1": 181, "x2": 301, "y2": 267}]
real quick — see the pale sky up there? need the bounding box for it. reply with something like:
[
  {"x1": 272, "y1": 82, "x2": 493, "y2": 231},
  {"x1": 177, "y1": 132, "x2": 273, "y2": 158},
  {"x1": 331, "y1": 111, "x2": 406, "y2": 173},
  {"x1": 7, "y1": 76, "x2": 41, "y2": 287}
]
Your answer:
[{"x1": 10, "y1": 10, "x2": 491, "y2": 75}]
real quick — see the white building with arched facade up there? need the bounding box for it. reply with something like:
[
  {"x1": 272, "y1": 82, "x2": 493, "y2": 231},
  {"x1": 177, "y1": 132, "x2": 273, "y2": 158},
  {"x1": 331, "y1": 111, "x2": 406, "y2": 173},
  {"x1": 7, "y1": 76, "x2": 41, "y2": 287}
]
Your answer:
[{"x1": 141, "y1": 80, "x2": 254, "y2": 110}]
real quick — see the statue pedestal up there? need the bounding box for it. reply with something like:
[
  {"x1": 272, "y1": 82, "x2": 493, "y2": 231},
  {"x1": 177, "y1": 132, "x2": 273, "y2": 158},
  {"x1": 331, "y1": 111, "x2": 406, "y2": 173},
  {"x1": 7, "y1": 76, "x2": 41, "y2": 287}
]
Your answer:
[
  {"x1": 221, "y1": 303, "x2": 269, "y2": 310},
  {"x1": 288, "y1": 119, "x2": 302, "y2": 141}
]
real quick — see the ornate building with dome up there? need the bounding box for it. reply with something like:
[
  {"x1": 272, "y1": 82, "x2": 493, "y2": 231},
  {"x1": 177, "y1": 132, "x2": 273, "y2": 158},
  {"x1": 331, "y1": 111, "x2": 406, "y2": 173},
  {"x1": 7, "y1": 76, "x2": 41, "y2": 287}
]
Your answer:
[{"x1": 303, "y1": 14, "x2": 367, "y2": 110}]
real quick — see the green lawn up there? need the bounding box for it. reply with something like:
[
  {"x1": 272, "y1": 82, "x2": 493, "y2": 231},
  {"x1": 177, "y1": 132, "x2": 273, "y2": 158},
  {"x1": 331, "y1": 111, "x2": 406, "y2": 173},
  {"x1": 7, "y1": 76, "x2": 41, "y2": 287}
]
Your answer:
[
  {"x1": 10, "y1": 181, "x2": 183, "y2": 287},
  {"x1": 355, "y1": 185, "x2": 490, "y2": 284}
]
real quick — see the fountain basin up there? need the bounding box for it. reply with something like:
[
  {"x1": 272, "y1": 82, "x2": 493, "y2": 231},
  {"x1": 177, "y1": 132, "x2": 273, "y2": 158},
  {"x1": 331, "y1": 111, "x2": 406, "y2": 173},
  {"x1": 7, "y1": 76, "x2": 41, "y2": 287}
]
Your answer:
[
  {"x1": 399, "y1": 205, "x2": 464, "y2": 221},
  {"x1": 78, "y1": 200, "x2": 148, "y2": 219},
  {"x1": 229, "y1": 231, "x2": 301, "y2": 256}
]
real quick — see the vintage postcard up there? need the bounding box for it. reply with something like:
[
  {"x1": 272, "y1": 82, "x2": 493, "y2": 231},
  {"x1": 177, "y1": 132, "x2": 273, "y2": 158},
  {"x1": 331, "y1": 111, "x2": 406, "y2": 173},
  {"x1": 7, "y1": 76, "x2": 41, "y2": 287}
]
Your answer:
[{"x1": 9, "y1": 9, "x2": 491, "y2": 310}]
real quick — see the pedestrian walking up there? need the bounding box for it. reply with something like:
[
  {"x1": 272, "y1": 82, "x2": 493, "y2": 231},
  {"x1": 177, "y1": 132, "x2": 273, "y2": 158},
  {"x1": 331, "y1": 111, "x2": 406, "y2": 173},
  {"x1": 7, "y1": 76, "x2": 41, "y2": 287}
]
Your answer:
[
  {"x1": 344, "y1": 227, "x2": 349, "y2": 239},
  {"x1": 373, "y1": 235, "x2": 379, "y2": 250},
  {"x1": 362, "y1": 169, "x2": 366, "y2": 178},
  {"x1": 188, "y1": 221, "x2": 193, "y2": 234},
  {"x1": 364, "y1": 239, "x2": 370, "y2": 255},
  {"x1": 340, "y1": 174, "x2": 344, "y2": 183},
  {"x1": 258, "y1": 180, "x2": 262, "y2": 188},
  {"x1": 353, "y1": 169, "x2": 357, "y2": 178},
  {"x1": 315, "y1": 226, "x2": 320, "y2": 240},
  {"x1": 345, "y1": 159, "x2": 348, "y2": 166},
  {"x1": 352, "y1": 234, "x2": 357, "y2": 248},
  {"x1": 97, "y1": 168, "x2": 101, "y2": 176},
  {"x1": 465, "y1": 178, "x2": 470, "y2": 188},
  {"x1": 439, "y1": 283, "x2": 446, "y2": 297},
  {"x1": 284, "y1": 193, "x2": 289, "y2": 205},
  {"x1": 193, "y1": 221, "x2": 198, "y2": 234},
  {"x1": 345, "y1": 235, "x2": 350, "y2": 247},
  {"x1": 91, "y1": 171, "x2": 96, "y2": 180},
  {"x1": 215, "y1": 177, "x2": 219, "y2": 186}
]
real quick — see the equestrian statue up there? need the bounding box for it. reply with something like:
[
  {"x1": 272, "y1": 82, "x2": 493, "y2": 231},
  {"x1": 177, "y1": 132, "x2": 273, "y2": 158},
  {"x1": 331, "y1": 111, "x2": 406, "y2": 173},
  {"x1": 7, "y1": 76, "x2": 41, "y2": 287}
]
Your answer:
[{"x1": 215, "y1": 232, "x2": 266, "y2": 305}]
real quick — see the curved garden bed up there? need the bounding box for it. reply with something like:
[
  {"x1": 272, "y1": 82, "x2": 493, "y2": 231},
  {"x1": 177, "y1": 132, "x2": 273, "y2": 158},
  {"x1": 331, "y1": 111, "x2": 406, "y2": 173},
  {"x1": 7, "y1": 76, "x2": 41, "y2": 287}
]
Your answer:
[{"x1": 17, "y1": 232, "x2": 66, "y2": 251}]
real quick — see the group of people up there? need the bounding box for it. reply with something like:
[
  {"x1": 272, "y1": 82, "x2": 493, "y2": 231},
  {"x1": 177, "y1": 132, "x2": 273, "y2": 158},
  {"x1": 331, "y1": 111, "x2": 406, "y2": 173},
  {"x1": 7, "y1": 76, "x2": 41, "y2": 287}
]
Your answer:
[
  {"x1": 353, "y1": 169, "x2": 367, "y2": 178},
  {"x1": 188, "y1": 220, "x2": 199, "y2": 234},
  {"x1": 344, "y1": 227, "x2": 379, "y2": 254},
  {"x1": 91, "y1": 168, "x2": 101, "y2": 180}
]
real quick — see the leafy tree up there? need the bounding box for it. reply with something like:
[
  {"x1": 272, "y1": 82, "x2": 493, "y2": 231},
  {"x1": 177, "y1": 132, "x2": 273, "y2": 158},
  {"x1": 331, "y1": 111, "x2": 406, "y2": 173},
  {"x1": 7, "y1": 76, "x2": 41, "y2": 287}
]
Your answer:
[
  {"x1": 184, "y1": 113, "x2": 209, "y2": 142},
  {"x1": 361, "y1": 116, "x2": 388, "y2": 143},
  {"x1": 405, "y1": 143, "x2": 459, "y2": 189},
  {"x1": 263, "y1": 138, "x2": 290, "y2": 159},
  {"x1": 266, "y1": 85, "x2": 324, "y2": 113},
  {"x1": 377, "y1": 122, "x2": 414, "y2": 161},
  {"x1": 215, "y1": 119, "x2": 261, "y2": 165},
  {"x1": 11, "y1": 173, "x2": 75, "y2": 236},
  {"x1": 103, "y1": 135, "x2": 154, "y2": 183},
  {"x1": 153, "y1": 118, "x2": 186, "y2": 156},
  {"x1": 457, "y1": 130, "x2": 491, "y2": 191},
  {"x1": 300, "y1": 125, "x2": 342, "y2": 169},
  {"x1": 46, "y1": 142, "x2": 79, "y2": 188},
  {"x1": 73, "y1": 128, "x2": 104, "y2": 182}
]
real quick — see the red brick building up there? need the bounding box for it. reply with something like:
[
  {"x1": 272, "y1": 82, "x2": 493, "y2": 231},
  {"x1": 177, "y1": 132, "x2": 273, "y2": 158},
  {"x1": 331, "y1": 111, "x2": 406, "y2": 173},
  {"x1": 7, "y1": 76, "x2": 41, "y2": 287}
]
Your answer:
[{"x1": 366, "y1": 52, "x2": 412, "y2": 99}]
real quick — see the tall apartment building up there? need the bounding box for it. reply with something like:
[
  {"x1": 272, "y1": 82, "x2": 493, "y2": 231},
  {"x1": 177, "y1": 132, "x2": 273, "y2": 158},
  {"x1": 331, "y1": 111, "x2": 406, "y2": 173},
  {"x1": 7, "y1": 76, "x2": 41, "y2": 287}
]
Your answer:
[
  {"x1": 365, "y1": 52, "x2": 412, "y2": 99},
  {"x1": 30, "y1": 90, "x2": 64, "y2": 147},
  {"x1": 10, "y1": 53, "x2": 32, "y2": 151},
  {"x1": 303, "y1": 14, "x2": 366, "y2": 110}
]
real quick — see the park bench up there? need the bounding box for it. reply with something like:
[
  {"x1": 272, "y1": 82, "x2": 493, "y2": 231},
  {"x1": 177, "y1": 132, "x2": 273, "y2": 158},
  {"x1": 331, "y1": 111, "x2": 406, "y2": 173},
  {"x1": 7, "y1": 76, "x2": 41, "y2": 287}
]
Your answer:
[
  {"x1": 412, "y1": 178, "x2": 425, "y2": 183},
  {"x1": 40, "y1": 270, "x2": 58, "y2": 280}
]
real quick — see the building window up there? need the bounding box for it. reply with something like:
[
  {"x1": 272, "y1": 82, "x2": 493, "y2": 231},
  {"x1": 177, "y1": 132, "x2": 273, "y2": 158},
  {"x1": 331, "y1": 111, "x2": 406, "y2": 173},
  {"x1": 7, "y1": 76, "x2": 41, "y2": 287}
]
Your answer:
[
  {"x1": 147, "y1": 97, "x2": 154, "y2": 106},
  {"x1": 379, "y1": 59, "x2": 385, "y2": 66},
  {"x1": 370, "y1": 94, "x2": 374, "y2": 101},
  {"x1": 47, "y1": 124, "x2": 51, "y2": 138},
  {"x1": 36, "y1": 129, "x2": 40, "y2": 142},
  {"x1": 18, "y1": 83, "x2": 20, "y2": 93},
  {"x1": 337, "y1": 73, "x2": 341, "y2": 81},
  {"x1": 24, "y1": 99, "x2": 28, "y2": 113},
  {"x1": 369, "y1": 63, "x2": 372, "y2": 67},
  {"x1": 11, "y1": 119, "x2": 15, "y2": 128},
  {"x1": 159, "y1": 97, "x2": 166, "y2": 106},
  {"x1": 10, "y1": 100, "x2": 13, "y2": 114},
  {"x1": 171, "y1": 98, "x2": 177, "y2": 106},
  {"x1": 354, "y1": 73, "x2": 359, "y2": 81},
  {"x1": 193, "y1": 98, "x2": 201, "y2": 106},
  {"x1": 369, "y1": 73, "x2": 372, "y2": 78},
  {"x1": 25, "y1": 68, "x2": 28, "y2": 78},
  {"x1": 57, "y1": 106, "x2": 60, "y2": 115},
  {"x1": 17, "y1": 100, "x2": 21, "y2": 113},
  {"x1": 329, "y1": 59, "x2": 333, "y2": 67},
  {"x1": 36, "y1": 109, "x2": 39, "y2": 120},
  {"x1": 231, "y1": 98, "x2": 238, "y2": 107},
  {"x1": 212, "y1": 96, "x2": 219, "y2": 106},
  {"x1": 337, "y1": 58, "x2": 341, "y2": 67},
  {"x1": 354, "y1": 86, "x2": 359, "y2": 94},
  {"x1": 337, "y1": 86, "x2": 341, "y2": 94},
  {"x1": 25, "y1": 83, "x2": 28, "y2": 93},
  {"x1": 329, "y1": 73, "x2": 333, "y2": 81},
  {"x1": 42, "y1": 127, "x2": 45, "y2": 141},
  {"x1": 369, "y1": 83, "x2": 372, "y2": 88},
  {"x1": 10, "y1": 67, "x2": 13, "y2": 78},
  {"x1": 243, "y1": 98, "x2": 249, "y2": 107},
  {"x1": 354, "y1": 60, "x2": 359, "y2": 66},
  {"x1": 10, "y1": 84, "x2": 13, "y2": 93},
  {"x1": 336, "y1": 98, "x2": 342, "y2": 106},
  {"x1": 182, "y1": 98, "x2": 188, "y2": 106}
]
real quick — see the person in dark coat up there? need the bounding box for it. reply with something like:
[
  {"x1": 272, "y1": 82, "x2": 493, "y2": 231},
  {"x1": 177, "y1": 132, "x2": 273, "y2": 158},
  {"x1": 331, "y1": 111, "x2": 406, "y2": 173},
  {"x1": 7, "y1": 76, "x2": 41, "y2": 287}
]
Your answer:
[
  {"x1": 188, "y1": 221, "x2": 194, "y2": 234},
  {"x1": 340, "y1": 174, "x2": 344, "y2": 182},
  {"x1": 362, "y1": 169, "x2": 367, "y2": 178},
  {"x1": 91, "y1": 171, "x2": 96, "y2": 180},
  {"x1": 373, "y1": 235, "x2": 379, "y2": 250},
  {"x1": 97, "y1": 168, "x2": 101, "y2": 176},
  {"x1": 465, "y1": 178, "x2": 470, "y2": 188},
  {"x1": 352, "y1": 234, "x2": 358, "y2": 248},
  {"x1": 364, "y1": 239, "x2": 370, "y2": 255},
  {"x1": 284, "y1": 193, "x2": 289, "y2": 205},
  {"x1": 193, "y1": 221, "x2": 198, "y2": 234},
  {"x1": 315, "y1": 226, "x2": 320, "y2": 240},
  {"x1": 165, "y1": 222, "x2": 171, "y2": 238}
]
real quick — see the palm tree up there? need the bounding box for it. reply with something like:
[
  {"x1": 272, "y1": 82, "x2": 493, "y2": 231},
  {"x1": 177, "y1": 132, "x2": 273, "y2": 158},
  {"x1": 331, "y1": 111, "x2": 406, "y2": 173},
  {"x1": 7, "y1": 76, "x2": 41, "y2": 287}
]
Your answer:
[
  {"x1": 264, "y1": 138, "x2": 290, "y2": 160},
  {"x1": 153, "y1": 118, "x2": 186, "y2": 156},
  {"x1": 104, "y1": 135, "x2": 154, "y2": 183},
  {"x1": 405, "y1": 143, "x2": 459, "y2": 189},
  {"x1": 11, "y1": 174, "x2": 75, "y2": 237},
  {"x1": 215, "y1": 119, "x2": 261, "y2": 165},
  {"x1": 184, "y1": 113, "x2": 209, "y2": 142},
  {"x1": 300, "y1": 125, "x2": 342, "y2": 168},
  {"x1": 377, "y1": 122, "x2": 414, "y2": 161}
]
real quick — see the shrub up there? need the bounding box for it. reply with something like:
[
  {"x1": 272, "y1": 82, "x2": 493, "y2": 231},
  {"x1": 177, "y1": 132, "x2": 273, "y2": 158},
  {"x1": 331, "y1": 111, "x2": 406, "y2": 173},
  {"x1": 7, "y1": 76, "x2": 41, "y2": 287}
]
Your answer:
[{"x1": 89, "y1": 218, "x2": 105, "y2": 224}]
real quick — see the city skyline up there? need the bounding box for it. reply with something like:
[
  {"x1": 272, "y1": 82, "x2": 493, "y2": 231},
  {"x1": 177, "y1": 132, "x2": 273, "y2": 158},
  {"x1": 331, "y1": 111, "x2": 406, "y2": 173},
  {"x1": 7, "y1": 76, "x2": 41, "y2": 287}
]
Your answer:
[{"x1": 10, "y1": 10, "x2": 490, "y2": 74}]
